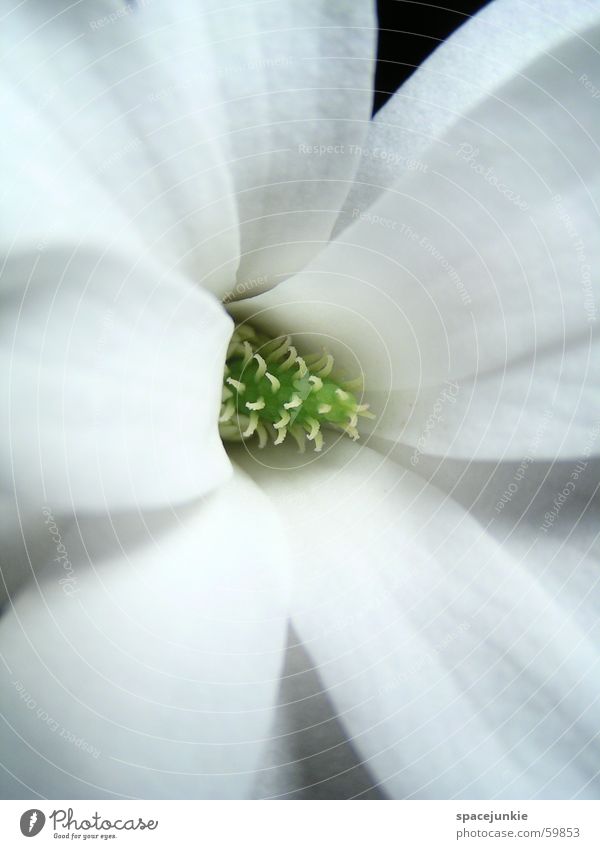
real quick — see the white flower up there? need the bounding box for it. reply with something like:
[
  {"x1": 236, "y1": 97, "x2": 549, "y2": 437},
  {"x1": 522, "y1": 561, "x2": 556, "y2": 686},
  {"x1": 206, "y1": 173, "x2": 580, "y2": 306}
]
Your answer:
[{"x1": 1, "y1": 0, "x2": 599, "y2": 800}]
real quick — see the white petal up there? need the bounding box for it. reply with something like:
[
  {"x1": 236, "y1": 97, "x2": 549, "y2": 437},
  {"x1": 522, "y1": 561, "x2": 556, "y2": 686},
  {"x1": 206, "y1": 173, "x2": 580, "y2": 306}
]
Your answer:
[
  {"x1": 234, "y1": 441, "x2": 600, "y2": 799},
  {"x1": 196, "y1": 0, "x2": 376, "y2": 293},
  {"x1": 2, "y1": 2, "x2": 240, "y2": 295},
  {"x1": 0, "y1": 470, "x2": 290, "y2": 799},
  {"x1": 402, "y1": 449, "x2": 600, "y2": 636},
  {"x1": 372, "y1": 335, "x2": 600, "y2": 461},
  {"x1": 235, "y1": 19, "x2": 600, "y2": 460},
  {"x1": 252, "y1": 629, "x2": 384, "y2": 798},
  {"x1": 0, "y1": 248, "x2": 232, "y2": 513},
  {"x1": 335, "y1": 0, "x2": 600, "y2": 231}
]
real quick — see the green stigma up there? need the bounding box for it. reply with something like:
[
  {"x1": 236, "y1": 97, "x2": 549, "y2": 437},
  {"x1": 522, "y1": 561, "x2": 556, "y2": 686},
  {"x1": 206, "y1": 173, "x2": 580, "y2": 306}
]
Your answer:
[{"x1": 219, "y1": 324, "x2": 375, "y2": 452}]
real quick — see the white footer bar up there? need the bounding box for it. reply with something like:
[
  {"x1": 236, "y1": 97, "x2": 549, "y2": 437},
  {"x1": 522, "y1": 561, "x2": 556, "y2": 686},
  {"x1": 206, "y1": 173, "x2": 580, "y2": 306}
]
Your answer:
[{"x1": 0, "y1": 799, "x2": 598, "y2": 848}]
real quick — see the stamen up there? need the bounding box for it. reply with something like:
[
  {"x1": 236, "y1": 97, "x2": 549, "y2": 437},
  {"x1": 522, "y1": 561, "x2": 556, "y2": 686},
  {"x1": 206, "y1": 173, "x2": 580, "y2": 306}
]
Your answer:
[
  {"x1": 234, "y1": 413, "x2": 251, "y2": 431},
  {"x1": 219, "y1": 423, "x2": 244, "y2": 442},
  {"x1": 316, "y1": 354, "x2": 334, "y2": 378},
  {"x1": 304, "y1": 417, "x2": 320, "y2": 441},
  {"x1": 242, "y1": 340, "x2": 253, "y2": 366},
  {"x1": 289, "y1": 425, "x2": 306, "y2": 453},
  {"x1": 253, "y1": 353, "x2": 267, "y2": 380},
  {"x1": 256, "y1": 421, "x2": 268, "y2": 449},
  {"x1": 265, "y1": 336, "x2": 292, "y2": 362},
  {"x1": 220, "y1": 325, "x2": 374, "y2": 452},
  {"x1": 235, "y1": 325, "x2": 256, "y2": 341},
  {"x1": 284, "y1": 394, "x2": 302, "y2": 410},
  {"x1": 294, "y1": 357, "x2": 308, "y2": 378},
  {"x1": 219, "y1": 400, "x2": 235, "y2": 423},
  {"x1": 274, "y1": 409, "x2": 291, "y2": 429},
  {"x1": 279, "y1": 346, "x2": 297, "y2": 371},
  {"x1": 303, "y1": 349, "x2": 325, "y2": 366},
  {"x1": 356, "y1": 403, "x2": 376, "y2": 420},
  {"x1": 264, "y1": 371, "x2": 281, "y2": 393},
  {"x1": 227, "y1": 341, "x2": 245, "y2": 359},
  {"x1": 308, "y1": 350, "x2": 330, "y2": 372},
  {"x1": 264, "y1": 422, "x2": 278, "y2": 443},
  {"x1": 227, "y1": 377, "x2": 246, "y2": 394},
  {"x1": 243, "y1": 412, "x2": 259, "y2": 438},
  {"x1": 273, "y1": 426, "x2": 287, "y2": 445}
]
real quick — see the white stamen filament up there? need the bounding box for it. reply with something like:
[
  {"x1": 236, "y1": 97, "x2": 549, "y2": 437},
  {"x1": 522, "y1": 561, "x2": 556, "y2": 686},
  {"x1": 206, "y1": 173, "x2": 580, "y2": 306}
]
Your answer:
[
  {"x1": 274, "y1": 409, "x2": 291, "y2": 429},
  {"x1": 253, "y1": 353, "x2": 267, "y2": 380},
  {"x1": 274, "y1": 426, "x2": 287, "y2": 445},
  {"x1": 316, "y1": 354, "x2": 334, "y2": 378},
  {"x1": 284, "y1": 394, "x2": 302, "y2": 410},
  {"x1": 279, "y1": 346, "x2": 297, "y2": 371},
  {"x1": 264, "y1": 371, "x2": 281, "y2": 393},
  {"x1": 243, "y1": 412, "x2": 259, "y2": 438},
  {"x1": 305, "y1": 417, "x2": 320, "y2": 440},
  {"x1": 219, "y1": 401, "x2": 235, "y2": 423},
  {"x1": 227, "y1": 377, "x2": 246, "y2": 394}
]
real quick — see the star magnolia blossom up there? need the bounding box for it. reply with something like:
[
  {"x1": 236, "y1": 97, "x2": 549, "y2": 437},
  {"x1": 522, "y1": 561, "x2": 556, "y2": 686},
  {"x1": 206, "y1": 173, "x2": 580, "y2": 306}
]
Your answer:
[{"x1": 1, "y1": 0, "x2": 599, "y2": 800}]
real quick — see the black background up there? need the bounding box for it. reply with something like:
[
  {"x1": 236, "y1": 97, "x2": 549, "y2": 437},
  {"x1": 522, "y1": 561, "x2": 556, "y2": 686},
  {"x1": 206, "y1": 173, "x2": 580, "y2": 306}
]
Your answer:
[{"x1": 375, "y1": 0, "x2": 490, "y2": 113}]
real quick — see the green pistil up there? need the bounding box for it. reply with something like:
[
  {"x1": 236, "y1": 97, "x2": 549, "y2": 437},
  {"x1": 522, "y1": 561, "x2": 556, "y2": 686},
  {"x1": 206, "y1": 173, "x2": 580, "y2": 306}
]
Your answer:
[{"x1": 219, "y1": 324, "x2": 374, "y2": 452}]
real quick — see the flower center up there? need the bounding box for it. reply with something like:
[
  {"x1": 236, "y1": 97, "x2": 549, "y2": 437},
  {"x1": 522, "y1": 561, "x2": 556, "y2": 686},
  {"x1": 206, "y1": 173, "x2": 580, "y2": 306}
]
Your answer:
[{"x1": 219, "y1": 324, "x2": 374, "y2": 452}]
